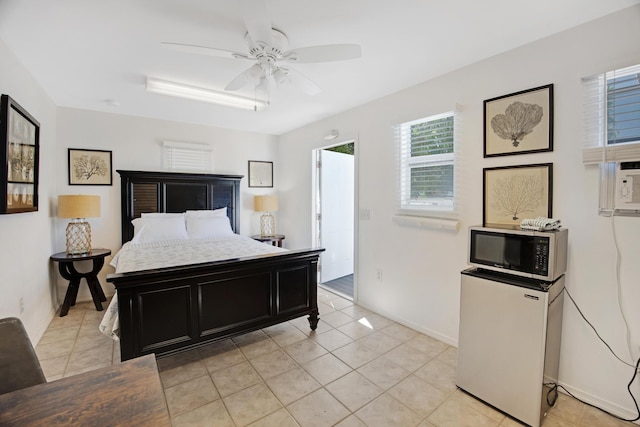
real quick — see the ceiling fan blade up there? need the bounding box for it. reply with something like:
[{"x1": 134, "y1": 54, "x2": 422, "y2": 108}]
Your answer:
[
  {"x1": 284, "y1": 44, "x2": 361, "y2": 63},
  {"x1": 225, "y1": 64, "x2": 264, "y2": 91},
  {"x1": 240, "y1": 0, "x2": 273, "y2": 47},
  {"x1": 161, "y1": 42, "x2": 250, "y2": 60},
  {"x1": 285, "y1": 67, "x2": 321, "y2": 96},
  {"x1": 225, "y1": 71, "x2": 251, "y2": 91}
]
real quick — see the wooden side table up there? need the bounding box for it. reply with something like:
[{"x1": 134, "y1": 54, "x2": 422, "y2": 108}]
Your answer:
[
  {"x1": 251, "y1": 234, "x2": 285, "y2": 247},
  {"x1": 50, "y1": 249, "x2": 111, "y2": 317}
]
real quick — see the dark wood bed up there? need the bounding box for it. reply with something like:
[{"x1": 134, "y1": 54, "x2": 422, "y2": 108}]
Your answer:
[{"x1": 107, "y1": 170, "x2": 322, "y2": 361}]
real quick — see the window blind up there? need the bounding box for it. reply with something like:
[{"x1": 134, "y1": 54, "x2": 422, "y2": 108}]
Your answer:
[
  {"x1": 583, "y1": 63, "x2": 640, "y2": 164},
  {"x1": 394, "y1": 110, "x2": 459, "y2": 217},
  {"x1": 162, "y1": 140, "x2": 214, "y2": 172}
]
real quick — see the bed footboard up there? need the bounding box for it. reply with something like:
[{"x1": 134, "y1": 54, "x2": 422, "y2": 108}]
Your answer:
[{"x1": 107, "y1": 249, "x2": 323, "y2": 361}]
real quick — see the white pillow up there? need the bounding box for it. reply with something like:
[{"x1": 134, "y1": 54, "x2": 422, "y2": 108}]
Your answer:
[
  {"x1": 133, "y1": 214, "x2": 184, "y2": 237},
  {"x1": 141, "y1": 212, "x2": 185, "y2": 218},
  {"x1": 186, "y1": 216, "x2": 234, "y2": 239},
  {"x1": 185, "y1": 207, "x2": 227, "y2": 218},
  {"x1": 131, "y1": 216, "x2": 188, "y2": 243}
]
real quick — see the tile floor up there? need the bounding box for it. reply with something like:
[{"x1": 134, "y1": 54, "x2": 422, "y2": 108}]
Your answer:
[{"x1": 35, "y1": 290, "x2": 635, "y2": 427}]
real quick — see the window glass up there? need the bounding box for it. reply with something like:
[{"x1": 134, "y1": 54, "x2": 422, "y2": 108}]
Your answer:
[
  {"x1": 397, "y1": 112, "x2": 456, "y2": 212},
  {"x1": 607, "y1": 72, "x2": 640, "y2": 145}
]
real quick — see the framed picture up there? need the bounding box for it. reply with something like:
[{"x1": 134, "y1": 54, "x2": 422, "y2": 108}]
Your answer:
[
  {"x1": 248, "y1": 160, "x2": 273, "y2": 188},
  {"x1": 1, "y1": 94, "x2": 40, "y2": 214},
  {"x1": 484, "y1": 84, "x2": 553, "y2": 158},
  {"x1": 68, "y1": 148, "x2": 112, "y2": 185},
  {"x1": 483, "y1": 163, "x2": 553, "y2": 228}
]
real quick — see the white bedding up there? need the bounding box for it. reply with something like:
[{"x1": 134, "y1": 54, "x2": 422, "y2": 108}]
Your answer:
[{"x1": 99, "y1": 235, "x2": 287, "y2": 340}]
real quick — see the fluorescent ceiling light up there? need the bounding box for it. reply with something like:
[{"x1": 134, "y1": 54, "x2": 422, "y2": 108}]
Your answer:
[{"x1": 146, "y1": 77, "x2": 268, "y2": 111}]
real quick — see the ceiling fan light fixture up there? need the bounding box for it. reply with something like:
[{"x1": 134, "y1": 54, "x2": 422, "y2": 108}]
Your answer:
[
  {"x1": 272, "y1": 68, "x2": 289, "y2": 86},
  {"x1": 146, "y1": 77, "x2": 267, "y2": 111}
]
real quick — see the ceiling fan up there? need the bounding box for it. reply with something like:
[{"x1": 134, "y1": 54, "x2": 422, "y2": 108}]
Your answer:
[{"x1": 161, "y1": 0, "x2": 361, "y2": 99}]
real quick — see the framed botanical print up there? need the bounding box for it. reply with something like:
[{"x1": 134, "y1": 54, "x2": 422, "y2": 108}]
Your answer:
[
  {"x1": 68, "y1": 148, "x2": 113, "y2": 185},
  {"x1": 484, "y1": 84, "x2": 553, "y2": 157},
  {"x1": 483, "y1": 163, "x2": 553, "y2": 228},
  {"x1": 1, "y1": 95, "x2": 40, "y2": 214},
  {"x1": 248, "y1": 160, "x2": 273, "y2": 188}
]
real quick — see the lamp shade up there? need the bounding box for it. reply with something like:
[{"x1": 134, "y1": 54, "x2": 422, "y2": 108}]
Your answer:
[
  {"x1": 58, "y1": 195, "x2": 100, "y2": 218},
  {"x1": 254, "y1": 195, "x2": 278, "y2": 212}
]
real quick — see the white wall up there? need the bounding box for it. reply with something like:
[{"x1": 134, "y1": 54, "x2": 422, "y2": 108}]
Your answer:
[
  {"x1": 54, "y1": 108, "x2": 280, "y2": 302},
  {"x1": 0, "y1": 39, "x2": 58, "y2": 343},
  {"x1": 278, "y1": 6, "x2": 640, "y2": 419},
  {"x1": 2, "y1": 4, "x2": 639, "y2": 418}
]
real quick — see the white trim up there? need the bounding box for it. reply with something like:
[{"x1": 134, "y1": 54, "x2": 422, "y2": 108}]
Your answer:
[
  {"x1": 557, "y1": 381, "x2": 639, "y2": 421},
  {"x1": 392, "y1": 214, "x2": 459, "y2": 231},
  {"x1": 583, "y1": 143, "x2": 640, "y2": 164},
  {"x1": 356, "y1": 299, "x2": 457, "y2": 347},
  {"x1": 162, "y1": 140, "x2": 213, "y2": 151}
]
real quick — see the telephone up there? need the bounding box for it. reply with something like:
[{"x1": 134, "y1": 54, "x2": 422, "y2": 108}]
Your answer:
[{"x1": 520, "y1": 217, "x2": 561, "y2": 231}]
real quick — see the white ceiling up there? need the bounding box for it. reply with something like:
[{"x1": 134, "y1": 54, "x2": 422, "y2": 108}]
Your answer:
[{"x1": 1, "y1": 0, "x2": 638, "y2": 135}]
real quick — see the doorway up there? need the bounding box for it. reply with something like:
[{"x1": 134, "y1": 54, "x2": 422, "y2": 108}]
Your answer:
[{"x1": 313, "y1": 142, "x2": 355, "y2": 299}]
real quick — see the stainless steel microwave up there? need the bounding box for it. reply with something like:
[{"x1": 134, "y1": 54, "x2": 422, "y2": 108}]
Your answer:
[{"x1": 468, "y1": 226, "x2": 568, "y2": 282}]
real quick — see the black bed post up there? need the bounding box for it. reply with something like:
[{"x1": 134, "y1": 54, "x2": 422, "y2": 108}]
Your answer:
[{"x1": 308, "y1": 258, "x2": 320, "y2": 330}]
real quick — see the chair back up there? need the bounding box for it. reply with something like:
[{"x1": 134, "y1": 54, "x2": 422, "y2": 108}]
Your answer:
[{"x1": 0, "y1": 317, "x2": 46, "y2": 395}]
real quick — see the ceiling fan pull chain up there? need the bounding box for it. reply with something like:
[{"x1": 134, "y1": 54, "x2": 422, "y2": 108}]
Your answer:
[{"x1": 266, "y1": 72, "x2": 271, "y2": 108}]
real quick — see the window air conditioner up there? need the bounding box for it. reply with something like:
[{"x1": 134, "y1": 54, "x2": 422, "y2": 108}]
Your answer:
[{"x1": 615, "y1": 160, "x2": 640, "y2": 210}]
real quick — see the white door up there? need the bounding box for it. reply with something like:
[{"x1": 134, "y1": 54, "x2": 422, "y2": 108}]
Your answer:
[{"x1": 318, "y1": 149, "x2": 354, "y2": 283}]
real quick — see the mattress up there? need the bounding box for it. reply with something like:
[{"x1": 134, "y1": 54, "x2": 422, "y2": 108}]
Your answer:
[{"x1": 99, "y1": 235, "x2": 286, "y2": 340}]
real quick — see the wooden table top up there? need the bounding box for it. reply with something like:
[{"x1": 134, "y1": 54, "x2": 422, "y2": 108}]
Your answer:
[
  {"x1": 50, "y1": 248, "x2": 112, "y2": 262},
  {"x1": 0, "y1": 354, "x2": 170, "y2": 426}
]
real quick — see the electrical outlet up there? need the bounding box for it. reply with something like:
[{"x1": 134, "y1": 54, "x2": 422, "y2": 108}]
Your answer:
[
  {"x1": 376, "y1": 269, "x2": 383, "y2": 281},
  {"x1": 19, "y1": 297, "x2": 24, "y2": 314}
]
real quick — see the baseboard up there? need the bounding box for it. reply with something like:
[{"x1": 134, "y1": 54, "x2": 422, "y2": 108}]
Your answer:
[
  {"x1": 355, "y1": 300, "x2": 458, "y2": 347},
  {"x1": 557, "y1": 381, "x2": 640, "y2": 424}
]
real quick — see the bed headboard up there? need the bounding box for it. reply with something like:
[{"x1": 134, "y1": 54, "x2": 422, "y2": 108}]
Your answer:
[{"x1": 118, "y1": 170, "x2": 243, "y2": 244}]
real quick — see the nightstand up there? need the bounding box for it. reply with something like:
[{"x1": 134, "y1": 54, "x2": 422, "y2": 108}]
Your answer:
[
  {"x1": 251, "y1": 234, "x2": 285, "y2": 247},
  {"x1": 50, "y1": 249, "x2": 111, "y2": 317}
]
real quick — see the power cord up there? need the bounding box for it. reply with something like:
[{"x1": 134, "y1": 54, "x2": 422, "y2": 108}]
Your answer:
[
  {"x1": 610, "y1": 214, "x2": 635, "y2": 361},
  {"x1": 563, "y1": 286, "x2": 640, "y2": 422},
  {"x1": 564, "y1": 286, "x2": 635, "y2": 368}
]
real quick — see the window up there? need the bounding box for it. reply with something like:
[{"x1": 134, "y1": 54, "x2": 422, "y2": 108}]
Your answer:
[
  {"x1": 395, "y1": 111, "x2": 456, "y2": 214},
  {"x1": 162, "y1": 140, "x2": 214, "y2": 172},
  {"x1": 607, "y1": 71, "x2": 640, "y2": 145},
  {"x1": 583, "y1": 63, "x2": 640, "y2": 163},
  {"x1": 583, "y1": 63, "x2": 640, "y2": 215}
]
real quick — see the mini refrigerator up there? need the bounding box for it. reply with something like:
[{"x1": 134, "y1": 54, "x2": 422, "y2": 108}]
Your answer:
[{"x1": 456, "y1": 268, "x2": 564, "y2": 427}]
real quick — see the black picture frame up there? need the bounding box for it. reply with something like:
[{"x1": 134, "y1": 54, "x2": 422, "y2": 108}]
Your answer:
[
  {"x1": 68, "y1": 148, "x2": 113, "y2": 185},
  {"x1": 484, "y1": 84, "x2": 554, "y2": 158},
  {"x1": 248, "y1": 160, "x2": 273, "y2": 188},
  {"x1": 1, "y1": 94, "x2": 40, "y2": 214},
  {"x1": 483, "y1": 163, "x2": 553, "y2": 228}
]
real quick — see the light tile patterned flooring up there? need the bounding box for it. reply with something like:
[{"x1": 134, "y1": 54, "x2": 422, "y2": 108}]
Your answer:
[{"x1": 35, "y1": 290, "x2": 635, "y2": 427}]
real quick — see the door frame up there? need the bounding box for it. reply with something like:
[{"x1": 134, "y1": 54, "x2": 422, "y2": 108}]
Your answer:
[{"x1": 311, "y1": 134, "x2": 359, "y2": 301}]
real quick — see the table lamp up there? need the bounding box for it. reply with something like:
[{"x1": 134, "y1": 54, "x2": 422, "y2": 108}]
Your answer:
[
  {"x1": 58, "y1": 195, "x2": 100, "y2": 255},
  {"x1": 254, "y1": 195, "x2": 278, "y2": 237}
]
